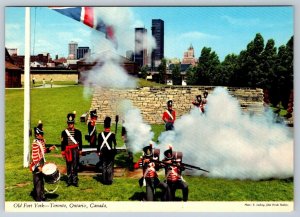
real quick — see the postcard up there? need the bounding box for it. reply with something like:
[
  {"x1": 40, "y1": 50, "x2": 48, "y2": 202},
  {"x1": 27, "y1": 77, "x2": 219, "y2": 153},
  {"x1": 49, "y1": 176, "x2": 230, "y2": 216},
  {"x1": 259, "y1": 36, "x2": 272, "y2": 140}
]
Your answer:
[{"x1": 4, "y1": 5, "x2": 294, "y2": 212}]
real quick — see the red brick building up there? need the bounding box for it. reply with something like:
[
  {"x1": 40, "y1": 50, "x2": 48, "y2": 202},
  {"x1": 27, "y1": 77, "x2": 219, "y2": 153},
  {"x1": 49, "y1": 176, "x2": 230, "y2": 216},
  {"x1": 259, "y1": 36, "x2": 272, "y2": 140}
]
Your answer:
[{"x1": 5, "y1": 48, "x2": 22, "y2": 88}]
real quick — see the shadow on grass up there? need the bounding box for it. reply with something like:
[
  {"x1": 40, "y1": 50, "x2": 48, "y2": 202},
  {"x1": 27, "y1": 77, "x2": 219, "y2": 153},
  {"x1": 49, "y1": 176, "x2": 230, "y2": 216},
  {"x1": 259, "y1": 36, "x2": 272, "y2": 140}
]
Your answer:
[
  {"x1": 129, "y1": 191, "x2": 145, "y2": 201},
  {"x1": 128, "y1": 190, "x2": 169, "y2": 201},
  {"x1": 45, "y1": 193, "x2": 59, "y2": 200},
  {"x1": 93, "y1": 175, "x2": 101, "y2": 182},
  {"x1": 29, "y1": 189, "x2": 59, "y2": 201}
]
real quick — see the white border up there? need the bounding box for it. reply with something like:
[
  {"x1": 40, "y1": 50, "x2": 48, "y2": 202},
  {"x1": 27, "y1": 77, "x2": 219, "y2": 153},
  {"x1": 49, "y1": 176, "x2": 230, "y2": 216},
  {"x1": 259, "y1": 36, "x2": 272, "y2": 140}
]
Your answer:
[{"x1": 1, "y1": 0, "x2": 299, "y2": 217}]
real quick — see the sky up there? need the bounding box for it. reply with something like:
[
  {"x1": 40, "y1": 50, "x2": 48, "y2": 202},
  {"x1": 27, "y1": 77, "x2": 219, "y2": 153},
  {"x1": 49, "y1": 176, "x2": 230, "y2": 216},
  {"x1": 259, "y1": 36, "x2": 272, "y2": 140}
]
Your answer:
[{"x1": 5, "y1": 6, "x2": 293, "y2": 61}]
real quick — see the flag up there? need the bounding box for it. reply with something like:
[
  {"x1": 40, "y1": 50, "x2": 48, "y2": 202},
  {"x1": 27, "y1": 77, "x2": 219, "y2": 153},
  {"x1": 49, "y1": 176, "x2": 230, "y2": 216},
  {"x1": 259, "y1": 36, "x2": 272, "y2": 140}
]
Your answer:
[{"x1": 50, "y1": 7, "x2": 117, "y2": 47}]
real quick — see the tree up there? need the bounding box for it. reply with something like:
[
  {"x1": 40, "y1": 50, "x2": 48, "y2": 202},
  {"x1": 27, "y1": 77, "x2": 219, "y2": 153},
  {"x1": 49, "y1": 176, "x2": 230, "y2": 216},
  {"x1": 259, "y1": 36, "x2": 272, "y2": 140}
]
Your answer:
[
  {"x1": 259, "y1": 39, "x2": 277, "y2": 89},
  {"x1": 219, "y1": 54, "x2": 238, "y2": 86},
  {"x1": 157, "y1": 58, "x2": 167, "y2": 84},
  {"x1": 234, "y1": 33, "x2": 265, "y2": 87},
  {"x1": 271, "y1": 36, "x2": 293, "y2": 109},
  {"x1": 140, "y1": 65, "x2": 149, "y2": 79},
  {"x1": 197, "y1": 47, "x2": 220, "y2": 85},
  {"x1": 171, "y1": 64, "x2": 181, "y2": 85},
  {"x1": 186, "y1": 66, "x2": 197, "y2": 85}
]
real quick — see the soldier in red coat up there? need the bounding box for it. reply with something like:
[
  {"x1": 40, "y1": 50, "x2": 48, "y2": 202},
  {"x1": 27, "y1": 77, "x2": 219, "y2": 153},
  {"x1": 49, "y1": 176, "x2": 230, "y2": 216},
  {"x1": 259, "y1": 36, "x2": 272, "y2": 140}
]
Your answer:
[
  {"x1": 138, "y1": 143, "x2": 168, "y2": 201},
  {"x1": 30, "y1": 121, "x2": 56, "y2": 201},
  {"x1": 162, "y1": 100, "x2": 176, "y2": 131},
  {"x1": 162, "y1": 146, "x2": 188, "y2": 201},
  {"x1": 201, "y1": 90, "x2": 208, "y2": 112},
  {"x1": 192, "y1": 95, "x2": 205, "y2": 113}
]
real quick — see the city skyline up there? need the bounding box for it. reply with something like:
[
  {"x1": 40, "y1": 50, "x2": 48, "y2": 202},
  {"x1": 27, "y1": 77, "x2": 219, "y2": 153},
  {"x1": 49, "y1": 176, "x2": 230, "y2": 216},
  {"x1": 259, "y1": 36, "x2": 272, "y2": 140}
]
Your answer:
[{"x1": 5, "y1": 6, "x2": 293, "y2": 61}]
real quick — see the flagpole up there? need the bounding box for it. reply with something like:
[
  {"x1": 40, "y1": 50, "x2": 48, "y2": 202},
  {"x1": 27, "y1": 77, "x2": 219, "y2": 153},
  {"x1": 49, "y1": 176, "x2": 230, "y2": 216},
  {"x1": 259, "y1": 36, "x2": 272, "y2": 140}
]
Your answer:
[{"x1": 23, "y1": 7, "x2": 31, "y2": 167}]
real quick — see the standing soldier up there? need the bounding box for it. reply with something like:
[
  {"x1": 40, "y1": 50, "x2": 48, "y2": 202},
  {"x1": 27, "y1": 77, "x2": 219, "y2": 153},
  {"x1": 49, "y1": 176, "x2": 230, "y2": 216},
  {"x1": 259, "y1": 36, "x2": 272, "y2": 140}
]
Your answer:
[
  {"x1": 88, "y1": 109, "x2": 98, "y2": 148},
  {"x1": 202, "y1": 90, "x2": 208, "y2": 112},
  {"x1": 192, "y1": 95, "x2": 204, "y2": 113},
  {"x1": 162, "y1": 145, "x2": 189, "y2": 201},
  {"x1": 61, "y1": 113, "x2": 82, "y2": 187},
  {"x1": 32, "y1": 76, "x2": 36, "y2": 87},
  {"x1": 97, "y1": 117, "x2": 117, "y2": 185},
  {"x1": 30, "y1": 120, "x2": 56, "y2": 201},
  {"x1": 121, "y1": 122, "x2": 134, "y2": 171},
  {"x1": 162, "y1": 100, "x2": 176, "y2": 131}
]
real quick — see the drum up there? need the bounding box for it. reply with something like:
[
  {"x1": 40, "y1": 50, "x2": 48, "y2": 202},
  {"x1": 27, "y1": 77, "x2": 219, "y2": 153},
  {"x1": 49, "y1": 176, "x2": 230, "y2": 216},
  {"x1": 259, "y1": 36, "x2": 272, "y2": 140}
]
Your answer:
[{"x1": 42, "y1": 163, "x2": 60, "y2": 184}]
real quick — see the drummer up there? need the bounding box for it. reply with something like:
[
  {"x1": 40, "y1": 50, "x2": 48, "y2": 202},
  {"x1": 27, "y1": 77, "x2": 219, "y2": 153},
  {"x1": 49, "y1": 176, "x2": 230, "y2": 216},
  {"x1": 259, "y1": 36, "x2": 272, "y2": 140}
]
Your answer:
[{"x1": 30, "y1": 120, "x2": 56, "y2": 201}]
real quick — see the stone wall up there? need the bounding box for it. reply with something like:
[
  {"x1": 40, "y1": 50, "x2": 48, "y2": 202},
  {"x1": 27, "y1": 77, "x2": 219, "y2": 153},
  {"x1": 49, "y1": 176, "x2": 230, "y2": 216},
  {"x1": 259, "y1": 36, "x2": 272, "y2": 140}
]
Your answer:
[{"x1": 91, "y1": 86, "x2": 264, "y2": 124}]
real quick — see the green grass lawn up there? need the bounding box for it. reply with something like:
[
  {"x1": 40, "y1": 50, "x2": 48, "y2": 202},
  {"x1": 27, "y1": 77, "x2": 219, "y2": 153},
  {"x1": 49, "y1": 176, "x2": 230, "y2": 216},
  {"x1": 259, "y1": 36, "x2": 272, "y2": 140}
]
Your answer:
[{"x1": 5, "y1": 85, "x2": 293, "y2": 201}]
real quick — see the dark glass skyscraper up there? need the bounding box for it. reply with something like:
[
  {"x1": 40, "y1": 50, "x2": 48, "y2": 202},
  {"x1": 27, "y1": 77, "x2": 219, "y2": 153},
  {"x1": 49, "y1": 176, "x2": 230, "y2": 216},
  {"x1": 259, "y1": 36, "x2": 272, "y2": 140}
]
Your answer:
[
  {"x1": 134, "y1": 27, "x2": 147, "y2": 67},
  {"x1": 77, "y1": 47, "x2": 91, "y2": 59},
  {"x1": 151, "y1": 19, "x2": 164, "y2": 69}
]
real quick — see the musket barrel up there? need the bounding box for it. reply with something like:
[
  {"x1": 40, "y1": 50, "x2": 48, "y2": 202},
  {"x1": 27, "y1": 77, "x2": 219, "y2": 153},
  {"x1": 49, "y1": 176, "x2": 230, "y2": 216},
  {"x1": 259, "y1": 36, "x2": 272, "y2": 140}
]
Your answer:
[{"x1": 181, "y1": 162, "x2": 210, "y2": 173}]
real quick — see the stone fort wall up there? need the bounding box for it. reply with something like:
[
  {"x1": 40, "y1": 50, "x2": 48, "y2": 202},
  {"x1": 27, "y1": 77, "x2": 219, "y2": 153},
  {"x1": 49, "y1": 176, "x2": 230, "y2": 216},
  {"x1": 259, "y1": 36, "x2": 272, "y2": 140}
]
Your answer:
[{"x1": 90, "y1": 86, "x2": 264, "y2": 124}]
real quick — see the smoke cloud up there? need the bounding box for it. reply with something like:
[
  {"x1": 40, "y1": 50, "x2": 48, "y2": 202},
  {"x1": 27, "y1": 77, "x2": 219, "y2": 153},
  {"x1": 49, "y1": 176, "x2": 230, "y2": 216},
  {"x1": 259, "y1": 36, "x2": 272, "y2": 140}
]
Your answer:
[
  {"x1": 121, "y1": 100, "x2": 155, "y2": 154},
  {"x1": 134, "y1": 31, "x2": 157, "y2": 55},
  {"x1": 81, "y1": 51, "x2": 136, "y2": 89},
  {"x1": 158, "y1": 87, "x2": 293, "y2": 180},
  {"x1": 81, "y1": 7, "x2": 157, "y2": 93}
]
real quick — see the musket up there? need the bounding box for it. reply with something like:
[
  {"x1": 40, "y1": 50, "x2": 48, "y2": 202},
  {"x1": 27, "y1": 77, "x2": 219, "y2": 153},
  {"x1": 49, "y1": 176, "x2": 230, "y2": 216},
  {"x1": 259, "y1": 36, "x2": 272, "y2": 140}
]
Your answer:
[
  {"x1": 115, "y1": 115, "x2": 119, "y2": 135},
  {"x1": 153, "y1": 159, "x2": 209, "y2": 173},
  {"x1": 180, "y1": 162, "x2": 209, "y2": 173}
]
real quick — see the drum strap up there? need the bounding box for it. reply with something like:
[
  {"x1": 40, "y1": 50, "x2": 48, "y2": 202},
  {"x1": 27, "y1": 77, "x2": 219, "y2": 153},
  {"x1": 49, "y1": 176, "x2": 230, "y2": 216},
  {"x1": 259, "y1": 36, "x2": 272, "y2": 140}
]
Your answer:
[
  {"x1": 165, "y1": 110, "x2": 174, "y2": 120},
  {"x1": 100, "y1": 132, "x2": 112, "y2": 150},
  {"x1": 45, "y1": 173, "x2": 61, "y2": 194}
]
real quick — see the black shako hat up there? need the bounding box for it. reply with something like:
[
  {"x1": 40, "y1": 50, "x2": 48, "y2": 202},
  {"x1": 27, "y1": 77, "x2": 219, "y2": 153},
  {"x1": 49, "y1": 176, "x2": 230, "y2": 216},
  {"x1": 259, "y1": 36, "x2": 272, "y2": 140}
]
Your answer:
[
  {"x1": 104, "y1": 116, "x2": 111, "y2": 128},
  {"x1": 167, "y1": 100, "x2": 173, "y2": 107},
  {"x1": 196, "y1": 95, "x2": 202, "y2": 102},
  {"x1": 67, "y1": 113, "x2": 75, "y2": 124},
  {"x1": 164, "y1": 148, "x2": 173, "y2": 160},
  {"x1": 34, "y1": 120, "x2": 44, "y2": 136},
  {"x1": 143, "y1": 145, "x2": 153, "y2": 157},
  {"x1": 90, "y1": 109, "x2": 98, "y2": 118}
]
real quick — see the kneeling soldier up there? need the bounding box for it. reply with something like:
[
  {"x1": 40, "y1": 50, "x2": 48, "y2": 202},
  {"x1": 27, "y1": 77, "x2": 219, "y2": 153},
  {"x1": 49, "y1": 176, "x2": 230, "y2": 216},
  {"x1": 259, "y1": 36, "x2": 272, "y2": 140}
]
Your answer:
[
  {"x1": 162, "y1": 145, "x2": 188, "y2": 201},
  {"x1": 139, "y1": 143, "x2": 168, "y2": 201}
]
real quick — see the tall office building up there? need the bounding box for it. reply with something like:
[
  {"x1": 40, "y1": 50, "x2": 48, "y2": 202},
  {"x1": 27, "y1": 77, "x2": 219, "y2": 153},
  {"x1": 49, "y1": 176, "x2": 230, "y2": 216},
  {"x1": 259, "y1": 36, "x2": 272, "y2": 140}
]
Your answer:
[
  {"x1": 134, "y1": 27, "x2": 147, "y2": 67},
  {"x1": 77, "y1": 47, "x2": 91, "y2": 59},
  {"x1": 151, "y1": 19, "x2": 164, "y2": 69},
  {"x1": 68, "y1": 41, "x2": 78, "y2": 59}
]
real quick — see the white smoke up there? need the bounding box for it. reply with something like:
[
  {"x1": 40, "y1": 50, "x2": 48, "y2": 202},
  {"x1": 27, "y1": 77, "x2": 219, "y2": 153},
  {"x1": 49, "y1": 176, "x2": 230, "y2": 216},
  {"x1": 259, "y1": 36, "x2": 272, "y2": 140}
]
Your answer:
[
  {"x1": 81, "y1": 7, "x2": 157, "y2": 93},
  {"x1": 134, "y1": 31, "x2": 157, "y2": 55},
  {"x1": 158, "y1": 87, "x2": 293, "y2": 180},
  {"x1": 121, "y1": 100, "x2": 155, "y2": 153},
  {"x1": 81, "y1": 51, "x2": 136, "y2": 89}
]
